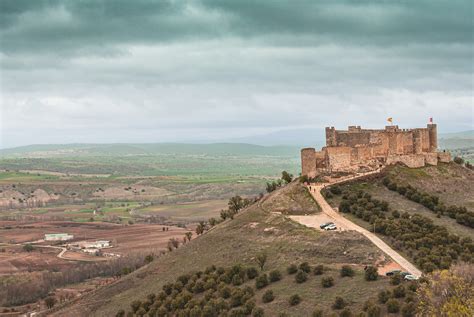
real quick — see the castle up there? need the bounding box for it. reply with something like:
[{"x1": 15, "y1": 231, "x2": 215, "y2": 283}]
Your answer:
[{"x1": 301, "y1": 124, "x2": 451, "y2": 177}]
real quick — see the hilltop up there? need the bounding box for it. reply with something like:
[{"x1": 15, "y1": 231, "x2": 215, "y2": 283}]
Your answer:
[{"x1": 54, "y1": 182, "x2": 391, "y2": 316}]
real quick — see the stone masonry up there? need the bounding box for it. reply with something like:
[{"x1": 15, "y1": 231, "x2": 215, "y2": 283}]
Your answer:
[{"x1": 301, "y1": 124, "x2": 451, "y2": 177}]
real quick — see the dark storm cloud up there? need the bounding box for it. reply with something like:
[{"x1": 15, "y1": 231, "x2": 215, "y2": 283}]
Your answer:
[{"x1": 1, "y1": 0, "x2": 472, "y2": 55}]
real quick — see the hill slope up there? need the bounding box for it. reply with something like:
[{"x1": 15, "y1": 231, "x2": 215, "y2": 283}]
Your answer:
[{"x1": 54, "y1": 182, "x2": 389, "y2": 316}]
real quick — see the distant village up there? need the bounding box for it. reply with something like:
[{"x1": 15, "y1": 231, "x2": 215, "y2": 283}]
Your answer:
[{"x1": 44, "y1": 233, "x2": 120, "y2": 257}]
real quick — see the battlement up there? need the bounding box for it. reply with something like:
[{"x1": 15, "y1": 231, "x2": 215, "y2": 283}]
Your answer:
[{"x1": 302, "y1": 123, "x2": 449, "y2": 176}]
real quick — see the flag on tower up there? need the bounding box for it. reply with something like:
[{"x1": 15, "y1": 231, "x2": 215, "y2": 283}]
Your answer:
[
  {"x1": 387, "y1": 117, "x2": 393, "y2": 124},
  {"x1": 429, "y1": 117, "x2": 433, "y2": 123}
]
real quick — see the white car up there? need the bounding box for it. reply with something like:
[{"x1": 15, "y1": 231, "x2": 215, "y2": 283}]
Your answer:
[
  {"x1": 324, "y1": 224, "x2": 337, "y2": 231},
  {"x1": 404, "y1": 274, "x2": 419, "y2": 281}
]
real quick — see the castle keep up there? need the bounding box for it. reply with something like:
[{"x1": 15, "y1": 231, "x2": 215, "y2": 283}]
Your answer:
[{"x1": 301, "y1": 124, "x2": 451, "y2": 176}]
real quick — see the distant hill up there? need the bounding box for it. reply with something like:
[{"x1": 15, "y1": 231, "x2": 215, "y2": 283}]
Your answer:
[
  {"x1": 439, "y1": 130, "x2": 474, "y2": 139},
  {"x1": 0, "y1": 143, "x2": 300, "y2": 158},
  {"x1": 439, "y1": 130, "x2": 473, "y2": 149}
]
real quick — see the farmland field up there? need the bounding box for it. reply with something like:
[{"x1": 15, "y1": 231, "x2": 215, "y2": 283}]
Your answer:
[{"x1": 0, "y1": 144, "x2": 301, "y2": 311}]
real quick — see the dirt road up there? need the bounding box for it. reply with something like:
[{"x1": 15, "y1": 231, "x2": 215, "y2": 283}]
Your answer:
[{"x1": 298, "y1": 170, "x2": 422, "y2": 277}]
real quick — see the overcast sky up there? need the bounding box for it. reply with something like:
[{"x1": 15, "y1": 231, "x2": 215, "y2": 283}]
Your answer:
[{"x1": 0, "y1": 0, "x2": 473, "y2": 148}]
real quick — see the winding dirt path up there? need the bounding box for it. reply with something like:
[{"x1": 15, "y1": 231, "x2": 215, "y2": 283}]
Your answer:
[{"x1": 299, "y1": 170, "x2": 422, "y2": 277}]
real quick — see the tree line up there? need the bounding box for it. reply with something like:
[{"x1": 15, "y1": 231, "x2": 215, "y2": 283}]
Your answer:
[
  {"x1": 332, "y1": 187, "x2": 473, "y2": 273},
  {"x1": 382, "y1": 176, "x2": 474, "y2": 228}
]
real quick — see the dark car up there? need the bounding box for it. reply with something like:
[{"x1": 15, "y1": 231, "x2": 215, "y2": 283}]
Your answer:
[
  {"x1": 320, "y1": 222, "x2": 334, "y2": 229},
  {"x1": 385, "y1": 270, "x2": 402, "y2": 276}
]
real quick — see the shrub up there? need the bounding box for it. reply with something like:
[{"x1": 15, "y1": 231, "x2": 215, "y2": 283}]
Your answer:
[
  {"x1": 23, "y1": 244, "x2": 34, "y2": 252},
  {"x1": 287, "y1": 264, "x2": 298, "y2": 275},
  {"x1": 255, "y1": 274, "x2": 269, "y2": 289},
  {"x1": 330, "y1": 186, "x2": 342, "y2": 195},
  {"x1": 295, "y1": 270, "x2": 308, "y2": 283},
  {"x1": 332, "y1": 297, "x2": 346, "y2": 310},
  {"x1": 377, "y1": 290, "x2": 390, "y2": 304},
  {"x1": 339, "y1": 200, "x2": 351, "y2": 213},
  {"x1": 340, "y1": 265, "x2": 355, "y2": 277},
  {"x1": 364, "y1": 266, "x2": 378, "y2": 281},
  {"x1": 289, "y1": 294, "x2": 301, "y2": 306},
  {"x1": 322, "y1": 276, "x2": 334, "y2": 288},
  {"x1": 219, "y1": 285, "x2": 232, "y2": 299},
  {"x1": 246, "y1": 267, "x2": 259, "y2": 280},
  {"x1": 313, "y1": 264, "x2": 324, "y2": 275},
  {"x1": 262, "y1": 290, "x2": 275, "y2": 303},
  {"x1": 282, "y1": 171, "x2": 293, "y2": 184},
  {"x1": 299, "y1": 262, "x2": 311, "y2": 273},
  {"x1": 386, "y1": 299, "x2": 400, "y2": 313},
  {"x1": 366, "y1": 305, "x2": 382, "y2": 317},
  {"x1": 393, "y1": 285, "x2": 406, "y2": 298},
  {"x1": 453, "y1": 156, "x2": 464, "y2": 165},
  {"x1": 252, "y1": 307, "x2": 265, "y2": 317},
  {"x1": 232, "y1": 275, "x2": 243, "y2": 286},
  {"x1": 269, "y1": 270, "x2": 282, "y2": 282},
  {"x1": 130, "y1": 300, "x2": 142, "y2": 313}
]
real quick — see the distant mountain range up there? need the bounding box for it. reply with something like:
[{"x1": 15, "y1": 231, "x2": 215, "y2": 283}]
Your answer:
[
  {"x1": 0, "y1": 143, "x2": 300, "y2": 158},
  {"x1": 0, "y1": 130, "x2": 471, "y2": 157},
  {"x1": 438, "y1": 130, "x2": 474, "y2": 149}
]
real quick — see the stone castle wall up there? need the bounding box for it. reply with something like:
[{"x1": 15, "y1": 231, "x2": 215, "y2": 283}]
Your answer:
[{"x1": 302, "y1": 124, "x2": 449, "y2": 176}]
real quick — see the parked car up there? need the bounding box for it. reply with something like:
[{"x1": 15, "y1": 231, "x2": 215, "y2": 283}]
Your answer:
[
  {"x1": 324, "y1": 224, "x2": 337, "y2": 231},
  {"x1": 404, "y1": 274, "x2": 419, "y2": 281},
  {"x1": 385, "y1": 270, "x2": 402, "y2": 276},
  {"x1": 320, "y1": 222, "x2": 334, "y2": 229},
  {"x1": 400, "y1": 272, "x2": 411, "y2": 277}
]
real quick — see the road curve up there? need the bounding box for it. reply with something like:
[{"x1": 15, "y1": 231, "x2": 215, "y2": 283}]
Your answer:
[{"x1": 303, "y1": 170, "x2": 423, "y2": 277}]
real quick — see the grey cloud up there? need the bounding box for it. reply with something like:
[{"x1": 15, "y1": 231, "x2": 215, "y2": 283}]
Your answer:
[
  {"x1": 0, "y1": 0, "x2": 472, "y2": 148},
  {"x1": 1, "y1": 0, "x2": 472, "y2": 56}
]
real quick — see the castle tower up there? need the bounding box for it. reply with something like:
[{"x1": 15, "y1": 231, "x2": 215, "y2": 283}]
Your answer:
[
  {"x1": 427, "y1": 124, "x2": 437, "y2": 152},
  {"x1": 301, "y1": 148, "x2": 316, "y2": 177},
  {"x1": 325, "y1": 127, "x2": 337, "y2": 146},
  {"x1": 413, "y1": 130, "x2": 422, "y2": 154}
]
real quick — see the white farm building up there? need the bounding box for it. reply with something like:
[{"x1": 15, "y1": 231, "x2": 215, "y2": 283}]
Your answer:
[{"x1": 44, "y1": 233, "x2": 74, "y2": 241}]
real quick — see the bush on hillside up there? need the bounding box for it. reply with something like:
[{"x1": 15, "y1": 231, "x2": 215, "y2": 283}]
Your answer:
[
  {"x1": 392, "y1": 285, "x2": 406, "y2": 298},
  {"x1": 377, "y1": 290, "x2": 390, "y2": 304},
  {"x1": 255, "y1": 274, "x2": 269, "y2": 289},
  {"x1": 246, "y1": 267, "x2": 259, "y2": 280},
  {"x1": 322, "y1": 276, "x2": 334, "y2": 288},
  {"x1": 269, "y1": 270, "x2": 282, "y2": 282},
  {"x1": 295, "y1": 270, "x2": 308, "y2": 283},
  {"x1": 364, "y1": 266, "x2": 378, "y2": 281},
  {"x1": 332, "y1": 297, "x2": 346, "y2": 310},
  {"x1": 365, "y1": 304, "x2": 382, "y2": 317},
  {"x1": 252, "y1": 307, "x2": 265, "y2": 317},
  {"x1": 340, "y1": 265, "x2": 355, "y2": 277},
  {"x1": 386, "y1": 299, "x2": 400, "y2": 313},
  {"x1": 289, "y1": 294, "x2": 301, "y2": 306},
  {"x1": 453, "y1": 156, "x2": 464, "y2": 165},
  {"x1": 299, "y1": 262, "x2": 311, "y2": 273},
  {"x1": 313, "y1": 264, "x2": 324, "y2": 275},
  {"x1": 262, "y1": 290, "x2": 274, "y2": 303}
]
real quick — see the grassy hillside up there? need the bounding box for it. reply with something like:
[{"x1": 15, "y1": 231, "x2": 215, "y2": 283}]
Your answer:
[
  {"x1": 54, "y1": 183, "x2": 393, "y2": 317},
  {"x1": 260, "y1": 181, "x2": 321, "y2": 215}
]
